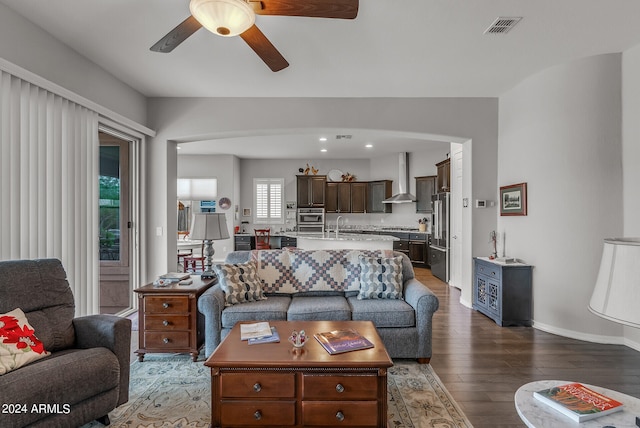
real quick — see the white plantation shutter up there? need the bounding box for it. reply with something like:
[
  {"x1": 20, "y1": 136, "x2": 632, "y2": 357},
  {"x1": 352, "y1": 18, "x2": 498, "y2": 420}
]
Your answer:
[{"x1": 254, "y1": 178, "x2": 284, "y2": 224}]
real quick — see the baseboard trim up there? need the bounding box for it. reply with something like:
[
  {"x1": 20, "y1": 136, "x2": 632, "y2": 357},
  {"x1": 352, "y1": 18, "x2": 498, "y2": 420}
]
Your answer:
[{"x1": 533, "y1": 321, "x2": 640, "y2": 352}]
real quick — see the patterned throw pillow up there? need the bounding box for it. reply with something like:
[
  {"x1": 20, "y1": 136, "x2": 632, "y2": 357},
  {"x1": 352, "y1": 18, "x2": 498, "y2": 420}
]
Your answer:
[
  {"x1": 357, "y1": 255, "x2": 404, "y2": 300},
  {"x1": 213, "y1": 261, "x2": 266, "y2": 306},
  {"x1": 1, "y1": 308, "x2": 50, "y2": 375}
]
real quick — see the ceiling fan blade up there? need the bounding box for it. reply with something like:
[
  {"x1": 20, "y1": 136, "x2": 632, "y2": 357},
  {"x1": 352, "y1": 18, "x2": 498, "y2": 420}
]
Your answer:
[
  {"x1": 253, "y1": 0, "x2": 358, "y2": 19},
  {"x1": 150, "y1": 16, "x2": 202, "y2": 53},
  {"x1": 239, "y1": 24, "x2": 289, "y2": 72}
]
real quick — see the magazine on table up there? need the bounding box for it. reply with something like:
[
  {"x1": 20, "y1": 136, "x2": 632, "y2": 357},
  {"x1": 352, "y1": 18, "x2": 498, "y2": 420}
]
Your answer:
[
  {"x1": 159, "y1": 272, "x2": 190, "y2": 281},
  {"x1": 533, "y1": 382, "x2": 624, "y2": 422},
  {"x1": 240, "y1": 322, "x2": 273, "y2": 341},
  {"x1": 248, "y1": 327, "x2": 280, "y2": 345},
  {"x1": 313, "y1": 328, "x2": 374, "y2": 355}
]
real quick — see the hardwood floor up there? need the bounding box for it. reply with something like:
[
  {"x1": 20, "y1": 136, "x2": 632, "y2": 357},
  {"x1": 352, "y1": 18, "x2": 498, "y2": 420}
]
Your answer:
[{"x1": 415, "y1": 267, "x2": 640, "y2": 428}]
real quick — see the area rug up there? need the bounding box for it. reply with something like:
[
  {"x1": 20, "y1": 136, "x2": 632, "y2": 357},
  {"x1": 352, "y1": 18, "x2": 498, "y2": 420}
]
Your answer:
[{"x1": 84, "y1": 355, "x2": 473, "y2": 428}]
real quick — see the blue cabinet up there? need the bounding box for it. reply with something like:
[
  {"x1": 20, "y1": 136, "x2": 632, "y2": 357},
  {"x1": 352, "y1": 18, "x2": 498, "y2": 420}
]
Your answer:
[{"x1": 473, "y1": 257, "x2": 532, "y2": 326}]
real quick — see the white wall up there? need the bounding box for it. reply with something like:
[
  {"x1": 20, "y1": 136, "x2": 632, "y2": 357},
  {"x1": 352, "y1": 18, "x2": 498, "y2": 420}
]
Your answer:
[
  {"x1": 622, "y1": 44, "x2": 640, "y2": 346},
  {"x1": 0, "y1": 3, "x2": 147, "y2": 125},
  {"x1": 499, "y1": 54, "x2": 626, "y2": 342},
  {"x1": 146, "y1": 97, "x2": 499, "y2": 301}
]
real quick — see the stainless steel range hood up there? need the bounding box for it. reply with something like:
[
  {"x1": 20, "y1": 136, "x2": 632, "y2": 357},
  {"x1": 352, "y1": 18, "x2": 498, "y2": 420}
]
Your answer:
[{"x1": 383, "y1": 152, "x2": 416, "y2": 203}]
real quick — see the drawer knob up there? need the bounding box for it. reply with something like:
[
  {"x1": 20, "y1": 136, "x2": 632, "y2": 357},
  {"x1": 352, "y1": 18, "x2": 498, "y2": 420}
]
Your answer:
[
  {"x1": 163, "y1": 338, "x2": 170, "y2": 344},
  {"x1": 162, "y1": 320, "x2": 169, "y2": 326},
  {"x1": 253, "y1": 410, "x2": 262, "y2": 420},
  {"x1": 335, "y1": 383, "x2": 345, "y2": 393},
  {"x1": 336, "y1": 411, "x2": 345, "y2": 422},
  {"x1": 253, "y1": 383, "x2": 262, "y2": 392},
  {"x1": 162, "y1": 302, "x2": 170, "y2": 309}
]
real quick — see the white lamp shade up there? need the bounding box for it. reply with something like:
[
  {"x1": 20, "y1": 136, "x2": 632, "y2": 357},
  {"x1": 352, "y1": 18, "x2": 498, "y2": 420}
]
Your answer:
[
  {"x1": 589, "y1": 238, "x2": 640, "y2": 328},
  {"x1": 177, "y1": 178, "x2": 217, "y2": 200},
  {"x1": 190, "y1": 213, "x2": 230, "y2": 241},
  {"x1": 190, "y1": 0, "x2": 255, "y2": 37}
]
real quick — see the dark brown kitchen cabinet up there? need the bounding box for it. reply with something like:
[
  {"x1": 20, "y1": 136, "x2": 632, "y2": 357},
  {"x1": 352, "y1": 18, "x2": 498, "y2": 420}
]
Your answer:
[
  {"x1": 350, "y1": 182, "x2": 368, "y2": 213},
  {"x1": 297, "y1": 175, "x2": 326, "y2": 208},
  {"x1": 415, "y1": 175, "x2": 436, "y2": 213},
  {"x1": 368, "y1": 180, "x2": 392, "y2": 213},
  {"x1": 436, "y1": 159, "x2": 450, "y2": 193}
]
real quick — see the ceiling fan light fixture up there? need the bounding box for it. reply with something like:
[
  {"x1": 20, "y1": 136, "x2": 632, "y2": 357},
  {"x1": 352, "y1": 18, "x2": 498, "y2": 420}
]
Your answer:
[{"x1": 189, "y1": 0, "x2": 255, "y2": 37}]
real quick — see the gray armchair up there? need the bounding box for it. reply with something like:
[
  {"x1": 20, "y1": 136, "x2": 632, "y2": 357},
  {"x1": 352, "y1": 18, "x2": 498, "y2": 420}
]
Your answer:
[{"x1": 0, "y1": 259, "x2": 131, "y2": 427}]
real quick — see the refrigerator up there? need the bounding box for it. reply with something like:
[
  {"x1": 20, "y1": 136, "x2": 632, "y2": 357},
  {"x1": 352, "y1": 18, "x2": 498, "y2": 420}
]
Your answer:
[{"x1": 430, "y1": 192, "x2": 450, "y2": 283}]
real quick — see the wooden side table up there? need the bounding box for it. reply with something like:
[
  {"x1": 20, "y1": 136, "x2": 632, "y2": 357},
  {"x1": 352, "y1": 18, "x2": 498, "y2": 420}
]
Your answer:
[{"x1": 134, "y1": 276, "x2": 215, "y2": 362}]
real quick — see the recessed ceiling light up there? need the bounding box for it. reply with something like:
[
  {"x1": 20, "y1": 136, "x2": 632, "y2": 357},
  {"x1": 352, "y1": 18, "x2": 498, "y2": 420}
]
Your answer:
[
  {"x1": 176, "y1": 146, "x2": 182, "y2": 150},
  {"x1": 319, "y1": 137, "x2": 327, "y2": 142},
  {"x1": 365, "y1": 144, "x2": 373, "y2": 148},
  {"x1": 320, "y1": 148, "x2": 327, "y2": 152}
]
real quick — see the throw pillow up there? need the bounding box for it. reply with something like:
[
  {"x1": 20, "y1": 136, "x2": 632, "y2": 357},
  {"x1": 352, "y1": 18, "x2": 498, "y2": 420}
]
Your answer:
[
  {"x1": 0, "y1": 308, "x2": 50, "y2": 375},
  {"x1": 213, "y1": 261, "x2": 266, "y2": 306},
  {"x1": 357, "y1": 255, "x2": 404, "y2": 300}
]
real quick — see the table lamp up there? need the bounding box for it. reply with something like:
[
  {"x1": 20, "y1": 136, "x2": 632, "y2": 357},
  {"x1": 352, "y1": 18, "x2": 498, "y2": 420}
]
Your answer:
[
  {"x1": 589, "y1": 238, "x2": 640, "y2": 328},
  {"x1": 189, "y1": 212, "x2": 230, "y2": 279}
]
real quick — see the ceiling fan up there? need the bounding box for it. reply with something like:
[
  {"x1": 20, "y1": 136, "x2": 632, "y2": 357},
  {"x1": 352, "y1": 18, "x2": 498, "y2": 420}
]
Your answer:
[{"x1": 150, "y1": 0, "x2": 359, "y2": 72}]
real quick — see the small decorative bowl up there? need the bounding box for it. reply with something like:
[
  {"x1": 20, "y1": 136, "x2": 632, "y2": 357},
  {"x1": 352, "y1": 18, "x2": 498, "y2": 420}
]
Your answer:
[{"x1": 288, "y1": 330, "x2": 306, "y2": 348}]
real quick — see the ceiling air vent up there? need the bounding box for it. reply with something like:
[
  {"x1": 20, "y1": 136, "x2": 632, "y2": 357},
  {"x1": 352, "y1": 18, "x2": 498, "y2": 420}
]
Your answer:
[
  {"x1": 484, "y1": 17, "x2": 522, "y2": 35},
  {"x1": 335, "y1": 135, "x2": 352, "y2": 140}
]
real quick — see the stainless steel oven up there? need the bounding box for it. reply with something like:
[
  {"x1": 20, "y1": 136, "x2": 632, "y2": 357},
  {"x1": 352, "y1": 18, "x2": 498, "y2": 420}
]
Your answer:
[{"x1": 297, "y1": 208, "x2": 325, "y2": 233}]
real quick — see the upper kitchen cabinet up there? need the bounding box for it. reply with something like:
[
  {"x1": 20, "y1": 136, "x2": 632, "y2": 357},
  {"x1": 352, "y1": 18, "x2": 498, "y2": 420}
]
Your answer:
[
  {"x1": 436, "y1": 158, "x2": 451, "y2": 192},
  {"x1": 326, "y1": 182, "x2": 367, "y2": 213},
  {"x1": 415, "y1": 175, "x2": 436, "y2": 213},
  {"x1": 297, "y1": 175, "x2": 326, "y2": 207},
  {"x1": 350, "y1": 182, "x2": 368, "y2": 213},
  {"x1": 368, "y1": 180, "x2": 392, "y2": 214}
]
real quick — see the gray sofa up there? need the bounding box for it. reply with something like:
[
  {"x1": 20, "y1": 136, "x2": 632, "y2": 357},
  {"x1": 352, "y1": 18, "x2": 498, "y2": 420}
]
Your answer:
[
  {"x1": 198, "y1": 249, "x2": 439, "y2": 362},
  {"x1": 0, "y1": 259, "x2": 131, "y2": 427}
]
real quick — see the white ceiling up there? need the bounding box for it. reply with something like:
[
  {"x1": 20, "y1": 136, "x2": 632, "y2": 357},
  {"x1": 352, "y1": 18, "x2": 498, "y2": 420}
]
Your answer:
[{"x1": 3, "y1": 0, "x2": 640, "y2": 158}]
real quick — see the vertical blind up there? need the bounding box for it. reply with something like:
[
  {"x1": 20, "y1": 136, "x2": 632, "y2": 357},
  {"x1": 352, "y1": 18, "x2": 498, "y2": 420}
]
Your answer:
[{"x1": 0, "y1": 70, "x2": 100, "y2": 316}]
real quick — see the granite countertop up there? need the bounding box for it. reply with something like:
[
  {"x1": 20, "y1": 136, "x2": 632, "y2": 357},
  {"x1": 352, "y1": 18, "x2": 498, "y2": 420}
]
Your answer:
[{"x1": 282, "y1": 231, "x2": 399, "y2": 241}]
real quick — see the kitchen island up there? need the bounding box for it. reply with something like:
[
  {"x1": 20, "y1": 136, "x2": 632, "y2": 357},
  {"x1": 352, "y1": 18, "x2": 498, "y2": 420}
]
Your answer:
[{"x1": 282, "y1": 231, "x2": 398, "y2": 250}]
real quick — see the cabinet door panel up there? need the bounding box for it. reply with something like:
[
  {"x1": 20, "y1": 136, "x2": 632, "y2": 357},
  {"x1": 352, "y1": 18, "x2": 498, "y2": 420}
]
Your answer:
[{"x1": 350, "y1": 183, "x2": 367, "y2": 213}]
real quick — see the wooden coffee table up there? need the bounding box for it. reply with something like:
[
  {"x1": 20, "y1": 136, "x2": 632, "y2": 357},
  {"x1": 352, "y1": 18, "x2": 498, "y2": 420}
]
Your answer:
[{"x1": 205, "y1": 320, "x2": 393, "y2": 428}]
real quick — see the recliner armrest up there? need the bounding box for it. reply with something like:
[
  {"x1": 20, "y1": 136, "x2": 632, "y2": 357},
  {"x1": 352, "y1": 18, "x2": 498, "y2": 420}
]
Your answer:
[{"x1": 73, "y1": 315, "x2": 131, "y2": 406}]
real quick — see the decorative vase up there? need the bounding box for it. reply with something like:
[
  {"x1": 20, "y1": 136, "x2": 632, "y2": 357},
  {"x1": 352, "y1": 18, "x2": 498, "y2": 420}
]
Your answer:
[{"x1": 419, "y1": 224, "x2": 426, "y2": 232}]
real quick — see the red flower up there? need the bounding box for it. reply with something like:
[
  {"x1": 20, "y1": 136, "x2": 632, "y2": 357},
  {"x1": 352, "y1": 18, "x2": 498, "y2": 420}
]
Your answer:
[
  {"x1": 2, "y1": 324, "x2": 47, "y2": 354},
  {"x1": 0, "y1": 315, "x2": 20, "y2": 332}
]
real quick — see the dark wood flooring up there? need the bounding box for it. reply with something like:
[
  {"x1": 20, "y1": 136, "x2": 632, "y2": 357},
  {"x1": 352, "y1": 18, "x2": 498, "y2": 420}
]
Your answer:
[{"x1": 415, "y1": 267, "x2": 640, "y2": 428}]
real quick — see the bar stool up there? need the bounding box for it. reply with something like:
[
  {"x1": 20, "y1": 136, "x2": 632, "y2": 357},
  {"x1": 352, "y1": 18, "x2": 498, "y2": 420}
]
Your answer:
[{"x1": 254, "y1": 228, "x2": 271, "y2": 250}]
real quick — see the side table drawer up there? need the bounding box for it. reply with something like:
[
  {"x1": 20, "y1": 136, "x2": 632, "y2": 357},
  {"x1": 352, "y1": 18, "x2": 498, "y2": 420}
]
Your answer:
[
  {"x1": 144, "y1": 315, "x2": 189, "y2": 330},
  {"x1": 221, "y1": 373, "x2": 295, "y2": 398},
  {"x1": 302, "y1": 401, "x2": 378, "y2": 426},
  {"x1": 144, "y1": 331, "x2": 190, "y2": 348},
  {"x1": 221, "y1": 401, "x2": 295, "y2": 426},
  {"x1": 475, "y1": 261, "x2": 502, "y2": 280},
  {"x1": 302, "y1": 374, "x2": 378, "y2": 400},
  {"x1": 145, "y1": 296, "x2": 189, "y2": 313}
]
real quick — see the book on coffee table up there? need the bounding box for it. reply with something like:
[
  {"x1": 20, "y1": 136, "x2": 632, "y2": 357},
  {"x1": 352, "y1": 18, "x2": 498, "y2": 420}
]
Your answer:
[
  {"x1": 533, "y1": 382, "x2": 624, "y2": 422},
  {"x1": 314, "y1": 328, "x2": 374, "y2": 355},
  {"x1": 240, "y1": 322, "x2": 273, "y2": 341},
  {"x1": 248, "y1": 327, "x2": 280, "y2": 345}
]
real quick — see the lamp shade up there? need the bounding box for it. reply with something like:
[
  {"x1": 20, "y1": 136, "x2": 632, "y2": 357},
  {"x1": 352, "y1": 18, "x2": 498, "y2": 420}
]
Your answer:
[
  {"x1": 190, "y1": 213, "x2": 230, "y2": 241},
  {"x1": 589, "y1": 238, "x2": 640, "y2": 328},
  {"x1": 189, "y1": 0, "x2": 255, "y2": 37}
]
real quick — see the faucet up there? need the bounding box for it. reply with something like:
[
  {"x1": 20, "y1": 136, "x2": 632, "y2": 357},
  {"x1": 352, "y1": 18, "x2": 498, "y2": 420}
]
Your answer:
[{"x1": 335, "y1": 216, "x2": 344, "y2": 238}]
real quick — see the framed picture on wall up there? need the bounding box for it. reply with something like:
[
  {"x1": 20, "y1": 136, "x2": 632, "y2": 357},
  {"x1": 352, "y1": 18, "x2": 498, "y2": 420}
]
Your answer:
[
  {"x1": 243, "y1": 208, "x2": 251, "y2": 217},
  {"x1": 500, "y1": 182, "x2": 527, "y2": 216}
]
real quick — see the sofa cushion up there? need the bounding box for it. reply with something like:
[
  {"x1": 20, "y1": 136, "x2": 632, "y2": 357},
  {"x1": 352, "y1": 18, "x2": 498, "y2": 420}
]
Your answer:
[
  {"x1": 357, "y1": 255, "x2": 404, "y2": 300},
  {"x1": 348, "y1": 296, "x2": 415, "y2": 328},
  {"x1": 221, "y1": 296, "x2": 290, "y2": 328},
  {"x1": 214, "y1": 261, "x2": 266, "y2": 306},
  {"x1": 0, "y1": 308, "x2": 50, "y2": 375},
  {"x1": 287, "y1": 296, "x2": 351, "y2": 321}
]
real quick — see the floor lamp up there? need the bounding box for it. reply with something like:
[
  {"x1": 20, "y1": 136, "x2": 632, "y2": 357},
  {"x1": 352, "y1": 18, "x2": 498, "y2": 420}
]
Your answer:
[
  {"x1": 189, "y1": 213, "x2": 230, "y2": 279},
  {"x1": 589, "y1": 238, "x2": 640, "y2": 328}
]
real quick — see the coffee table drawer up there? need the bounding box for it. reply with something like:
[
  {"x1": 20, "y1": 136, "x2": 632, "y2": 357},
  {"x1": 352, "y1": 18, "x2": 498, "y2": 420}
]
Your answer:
[
  {"x1": 302, "y1": 374, "x2": 378, "y2": 400},
  {"x1": 302, "y1": 401, "x2": 378, "y2": 426},
  {"x1": 144, "y1": 315, "x2": 189, "y2": 330},
  {"x1": 221, "y1": 373, "x2": 295, "y2": 398},
  {"x1": 145, "y1": 296, "x2": 189, "y2": 313},
  {"x1": 144, "y1": 331, "x2": 190, "y2": 348},
  {"x1": 221, "y1": 401, "x2": 295, "y2": 426}
]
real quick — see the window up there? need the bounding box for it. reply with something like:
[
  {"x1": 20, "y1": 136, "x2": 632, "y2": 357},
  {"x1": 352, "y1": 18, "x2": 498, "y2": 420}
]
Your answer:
[{"x1": 254, "y1": 178, "x2": 284, "y2": 224}]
